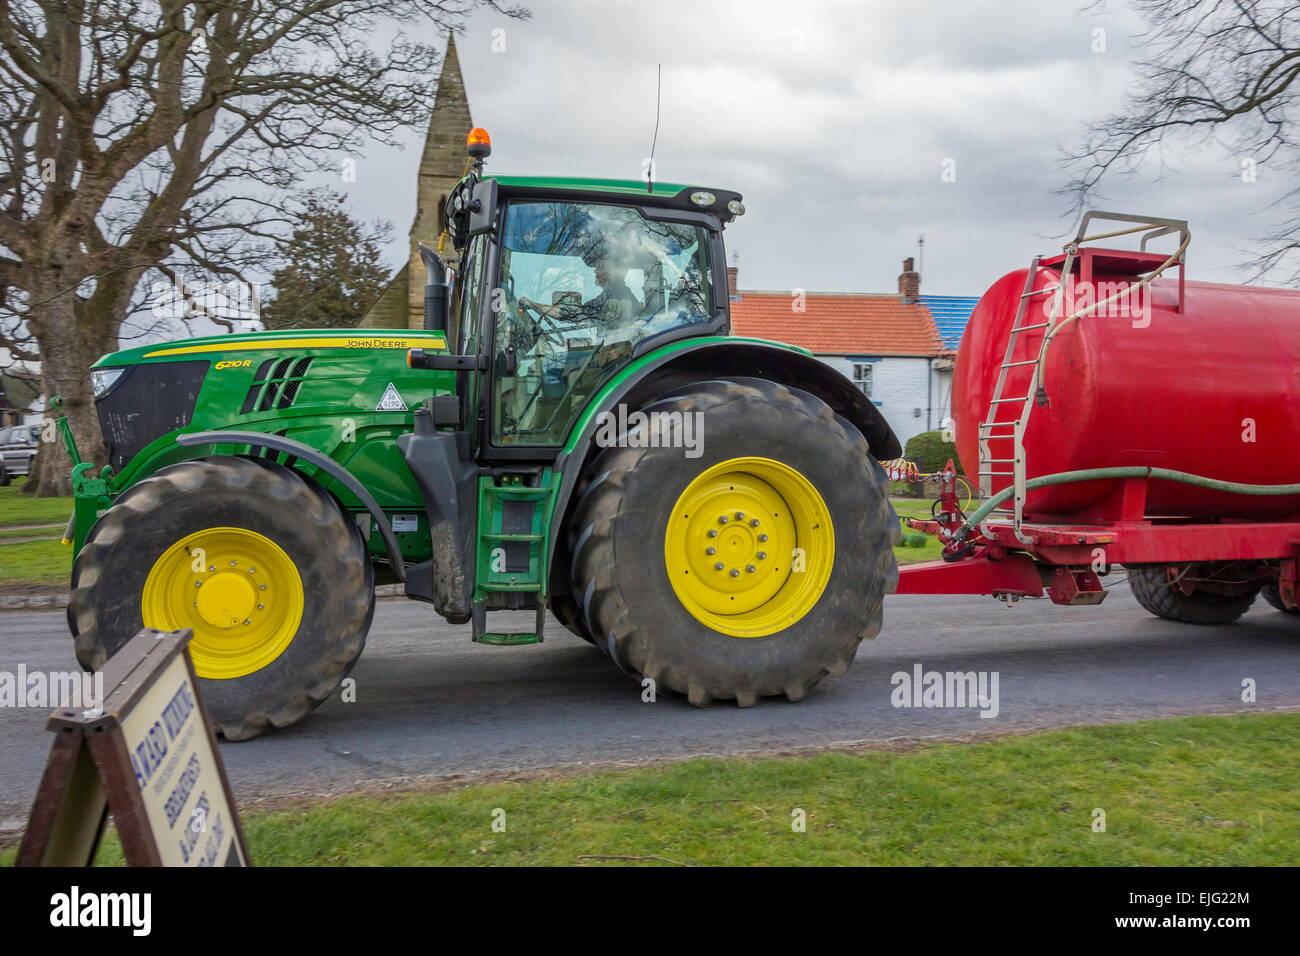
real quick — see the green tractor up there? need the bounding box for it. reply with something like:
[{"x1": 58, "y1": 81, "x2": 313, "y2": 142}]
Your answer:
[{"x1": 61, "y1": 130, "x2": 901, "y2": 740}]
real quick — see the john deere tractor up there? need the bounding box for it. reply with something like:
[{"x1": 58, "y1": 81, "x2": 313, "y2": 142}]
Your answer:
[{"x1": 61, "y1": 129, "x2": 900, "y2": 739}]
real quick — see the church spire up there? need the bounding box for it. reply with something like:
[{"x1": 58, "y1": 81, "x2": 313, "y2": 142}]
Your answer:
[
  {"x1": 418, "y1": 33, "x2": 473, "y2": 183},
  {"x1": 357, "y1": 34, "x2": 477, "y2": 330}
]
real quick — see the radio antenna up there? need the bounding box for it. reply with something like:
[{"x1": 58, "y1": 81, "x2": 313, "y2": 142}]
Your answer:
[{"x1": 646, "y1": 64, "x2": 661, "y2": 193}]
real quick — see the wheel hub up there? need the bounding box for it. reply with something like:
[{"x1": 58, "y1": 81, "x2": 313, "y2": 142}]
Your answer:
[
  {"x1": 665, "y1": 457, "x2": 835, "y2": 637},
  {"x1": 196, "y1": 571, "x2": 256, "y2": 628},
  {"x1": 142, "y1": 527, "x2": 303, "y2": 679}
]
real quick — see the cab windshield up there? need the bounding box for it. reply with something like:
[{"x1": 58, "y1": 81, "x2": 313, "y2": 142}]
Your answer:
[{"x1": 492, "y1": 200, "x2": 714, "y2": 446}]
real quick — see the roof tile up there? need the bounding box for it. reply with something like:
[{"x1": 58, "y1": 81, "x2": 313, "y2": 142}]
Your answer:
[{"x1": 729, "y1": 292, "x2": 943, "y2": 356}]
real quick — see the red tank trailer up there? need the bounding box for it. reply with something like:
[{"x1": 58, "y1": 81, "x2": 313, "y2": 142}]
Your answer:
[{"x1": 897, "y1": 212, "x2": 1300, "y2": 625}]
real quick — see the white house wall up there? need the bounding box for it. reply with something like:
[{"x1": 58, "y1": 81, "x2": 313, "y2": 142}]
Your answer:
[{"x1": 816, "y1": 354, "x2": 950, "y2": 453}]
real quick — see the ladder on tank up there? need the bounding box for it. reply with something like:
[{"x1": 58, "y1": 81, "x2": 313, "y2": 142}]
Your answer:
[{"x1": 976, "y1": 212, "x2": 1191, "y2": 543}]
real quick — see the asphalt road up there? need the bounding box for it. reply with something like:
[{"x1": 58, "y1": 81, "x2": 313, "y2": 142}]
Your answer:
[{"x1": 2, "y1": 580, "x2": 1298, "y2": 825}]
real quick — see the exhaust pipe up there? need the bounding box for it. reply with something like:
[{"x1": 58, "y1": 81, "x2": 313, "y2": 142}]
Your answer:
[{"x1": 418, "y1": 242, "x2": 449, "y2": 334}]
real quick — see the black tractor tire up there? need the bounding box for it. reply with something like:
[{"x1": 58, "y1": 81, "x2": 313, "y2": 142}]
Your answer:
[
  {"x1": 568, "y1": 377, "x2": 898, "y2": 706},
  {"x1": 1128, "y1": 566, "x2": 1257, "y2": 625},
  {"x1": 68, "y1": 456, "x2": 374, "y2": 740},
  {"x1": 1260, "y1": 582, "x2": 1299, "y2": 614},
  {"x1": 550, "y1": 592, "x2": 595, "y2": 644}
]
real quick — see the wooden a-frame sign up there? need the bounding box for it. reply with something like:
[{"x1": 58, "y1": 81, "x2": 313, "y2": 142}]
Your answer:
[{"x1": 17, "y1": 628, "x2": 250, "y2": 867}]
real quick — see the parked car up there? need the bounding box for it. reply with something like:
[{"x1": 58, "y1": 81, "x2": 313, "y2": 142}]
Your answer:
[{"x1": 0, "y1": 423, "x2": 41, "y2": 484}]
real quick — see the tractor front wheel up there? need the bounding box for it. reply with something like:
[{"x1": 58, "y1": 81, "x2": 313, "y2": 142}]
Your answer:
[
  {"x1": 568, "y1": 377, "x2": 898, "y2": 705},
  {"x1": 68, "y1": 456, "x2": 374, "y2": 740}
]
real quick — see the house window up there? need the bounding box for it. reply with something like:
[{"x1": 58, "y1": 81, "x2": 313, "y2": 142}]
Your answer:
[{"x1": 851, "y1": 363, "x2": 873, "y2": 397}]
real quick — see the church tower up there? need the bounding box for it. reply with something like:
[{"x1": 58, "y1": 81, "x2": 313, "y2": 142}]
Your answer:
[{"x1": 359, "y1": 35, "x2": 473, "y2": 329}]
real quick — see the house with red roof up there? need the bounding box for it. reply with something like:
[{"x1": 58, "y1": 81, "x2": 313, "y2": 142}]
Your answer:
[{"x1": 728, "y1": 259, "x2": 957, "y2": 451}]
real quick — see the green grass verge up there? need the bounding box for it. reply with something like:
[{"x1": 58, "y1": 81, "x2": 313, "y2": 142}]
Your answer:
[
  {"x1": 0, "y1": 524, "x2": 64, "y2": 541},
  {"x1": 0, "y1": 479, "x2": 74, "y2": 585},
  {"x1": 0, "y1": 478, "x2": 72, "y2": 527},
  {"x1": 0, "y1": 538, "x2": 72, "y2": 585},
  {"x1": 890, "y1": 498, "x2": 944, "y2": 564},
  {"x1": 6, "y1": 713, "x2": 1294, "y2": 866}
]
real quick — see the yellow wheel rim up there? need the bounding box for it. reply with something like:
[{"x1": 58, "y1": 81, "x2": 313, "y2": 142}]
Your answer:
[
  {"x1": 664, "y1": 456, "x2": 834, "y2": 638},
  {"x1": 142, "y1": 527, "x2": 304, "y2": 680}
]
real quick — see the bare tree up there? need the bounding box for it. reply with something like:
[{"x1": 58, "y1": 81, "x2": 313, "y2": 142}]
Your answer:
[
  {"x1": 1063, "y1": 1, "x2": 1300, "y2": 282},
  {"x1": 0, "y1": 0, "x2": 526, "y2": 495}
]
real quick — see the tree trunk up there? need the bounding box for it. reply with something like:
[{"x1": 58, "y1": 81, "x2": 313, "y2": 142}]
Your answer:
[{"x1": 25, "y1": 290, "x2": 114, "y2": 497}]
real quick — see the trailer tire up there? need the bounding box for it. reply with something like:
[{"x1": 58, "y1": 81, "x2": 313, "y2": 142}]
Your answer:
[
  {"x1": 68, "y1": 456, "x2": 374, "y2": 740},
  {"x1": 1128, "y1": 566, "x2": 1257, "y2": 625},
  {"x1": 1260, "y1": 583, "x2": 1298, "y2": 614},
  {"x1": 568, "y1": 377, "x2": 898, "y2": 705}
]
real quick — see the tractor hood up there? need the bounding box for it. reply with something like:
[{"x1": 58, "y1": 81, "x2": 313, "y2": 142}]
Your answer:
[{"x1": 90, "y1": 328, "x2": 450, "y2": 476}]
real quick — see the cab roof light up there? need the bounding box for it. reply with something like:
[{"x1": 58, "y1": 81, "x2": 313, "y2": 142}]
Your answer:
[{"x1": 467, "y1": 127, "x2": 492, "y2": 161}]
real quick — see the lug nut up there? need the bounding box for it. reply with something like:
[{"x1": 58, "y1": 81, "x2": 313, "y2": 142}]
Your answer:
[
  {"x1": 750, "y1": 519, "x2": 760, "y2": 527},
  {"x1": 249, "y1": 567, "x2": 256, "y2": 573},
  {"x1": 719, "y1": 516, "x2": 728, "y2": 524},
  {"x1": 706, "y1": 546, "x2": 716, "y2": 555},
  {"x1": 734, "y1": 511, "x2": 744, "y2": 520},
  {"x1": 195, "y1": 581, "x2": 202, "y2": 587},
  {"x1": 243, "y1": 619, "x2": 250, "y2": 625},
  {"x1": 757, "y1": 552, "x2": 767, "y2": 560},
  {"x1": 714, "y1": 562, "x2": 725, "y2": 570},
  {"x1": 758, "y1": 533, "x2": 768, "y2": 542},
  {"x1": 746, "y1": 565, "x2": 756, "y2": 573},
  {"x1": 707, "y1": 529, "x2": 718, "y2": 538},
  {"x1": 209, "y1": 565, "x2": 216, "y2": 572},
  {"x1": 257, "y1": 604, "x2": 264, "y2": 610},
  {"x1": 259, "y1": 584, "x2": 266, "y2": 591},
  {"x1": 729, "y1": 568, "x2": 740, "y2": 577}
]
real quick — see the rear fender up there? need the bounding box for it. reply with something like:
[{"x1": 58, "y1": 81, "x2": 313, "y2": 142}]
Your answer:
[{"x1": 545, "y1": 339, "x2": 901, "y2": 598}]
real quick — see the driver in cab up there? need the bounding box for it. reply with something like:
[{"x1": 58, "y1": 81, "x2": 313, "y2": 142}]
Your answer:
[{"x1": 519, "y1": 257, "x2": 642, "y2": 325}]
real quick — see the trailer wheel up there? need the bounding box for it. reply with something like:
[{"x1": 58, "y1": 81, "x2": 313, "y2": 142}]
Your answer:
[
  {"x1": 1127, "y1": 566, "x2": 1257, "y2": 625},
  {"x1": 68, "y1": 456, "x2": 374, "y2": 740},
  {"x1": 1260, "y1": 583, "x2": 1299, "y2": 614},
  {"x1": 568, "y1": 377, "x2": 898, "y2": 705}
]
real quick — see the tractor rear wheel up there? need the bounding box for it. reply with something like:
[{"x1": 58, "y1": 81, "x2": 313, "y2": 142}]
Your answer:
[
  {"x1": 1128, "y1": 566, "x2": 1257, "y2": 625},
  {"x1": 568, "y1": 377, "x2": 898, "y2": 705},
  {"x1": 1260, "y1": 583, "x2": 1299, "y2": 614},
  {"x1": 68, "y1": 456, "x2": 374, "y2": 740}
]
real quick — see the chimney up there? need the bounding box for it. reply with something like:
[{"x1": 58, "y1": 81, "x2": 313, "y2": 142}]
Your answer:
[
  {"x1": 898, "y1": 257, "x2": 920, "y2": 302},
  {"x1": 727, "y1": 265, "x2": 739, "y2": 298}
]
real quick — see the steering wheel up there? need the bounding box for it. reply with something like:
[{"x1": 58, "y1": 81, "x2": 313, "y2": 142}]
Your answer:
[{"x1": 517, "y1": 299, "x2": 571, "y2": 348}]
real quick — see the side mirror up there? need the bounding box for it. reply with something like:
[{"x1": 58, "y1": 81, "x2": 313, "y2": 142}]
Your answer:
[{"x1": 468, "y1": 178, "x2": 498, "y2": 236}]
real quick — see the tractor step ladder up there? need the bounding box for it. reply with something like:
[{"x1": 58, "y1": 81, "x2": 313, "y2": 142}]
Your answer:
[
  {"x1": 977, "y1": 212, "x2": 1190, "y2": 543},
  {"x1": 977, "y1": 255, "x2": 1066, "y2": 544},
  {"x1": 471, "y1": 473, "x2": 558, "y2": 645}
]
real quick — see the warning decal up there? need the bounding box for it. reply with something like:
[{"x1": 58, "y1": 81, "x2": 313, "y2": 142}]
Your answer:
[{"x1": 376, "y1": 383, "x2": 408, "y2": 412}]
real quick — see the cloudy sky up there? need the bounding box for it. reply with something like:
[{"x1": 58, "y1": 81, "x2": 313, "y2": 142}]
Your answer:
[{"x1": 337, "y1": 0, "x2": 1291, "y2": 298}]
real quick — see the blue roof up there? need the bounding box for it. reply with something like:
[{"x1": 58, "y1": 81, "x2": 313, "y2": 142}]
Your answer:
[{"x1": 919, "y1": 294, "x2": 981, "y2": 351}]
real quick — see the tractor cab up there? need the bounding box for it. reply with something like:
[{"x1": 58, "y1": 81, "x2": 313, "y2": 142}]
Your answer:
[{"x1": 435, "y1": 128, "x2": 745, "y2": 457}]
